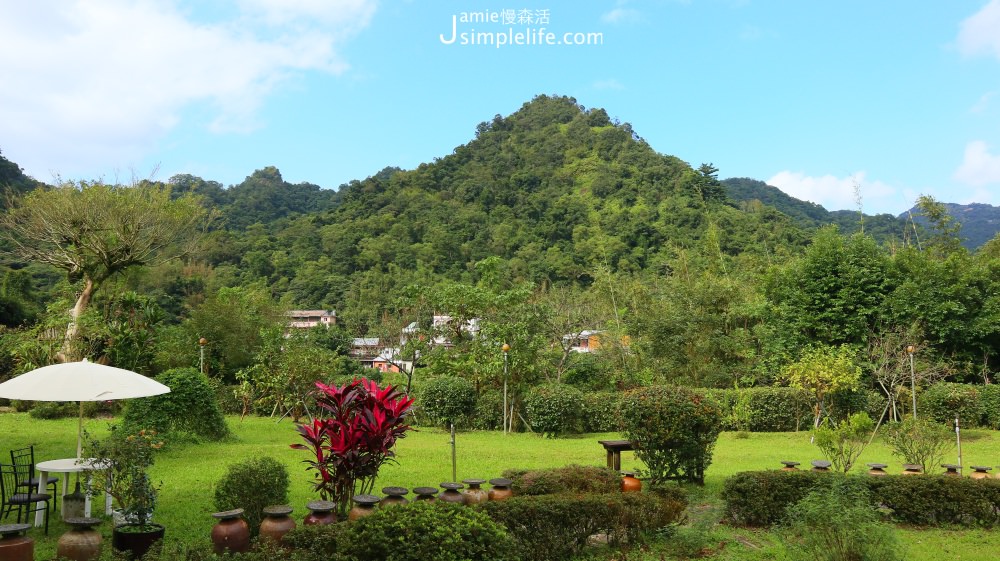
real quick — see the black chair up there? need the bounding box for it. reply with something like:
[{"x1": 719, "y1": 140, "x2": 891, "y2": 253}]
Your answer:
[
  {"x1": 0, "y1": 461, "x2": 50, "y2": 534},
  {"x1": 10, "y1": 445, "x2": 58, "y2": 512}
]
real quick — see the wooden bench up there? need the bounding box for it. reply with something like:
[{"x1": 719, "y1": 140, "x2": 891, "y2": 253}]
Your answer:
[{"x1": 597, "y1": 439, "x2": 634, "y2": 471}]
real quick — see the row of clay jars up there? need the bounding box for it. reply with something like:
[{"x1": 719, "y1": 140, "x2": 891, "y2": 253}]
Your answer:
[{"x1": 212, "y1": 502, "x2": 338, "y2": 555}]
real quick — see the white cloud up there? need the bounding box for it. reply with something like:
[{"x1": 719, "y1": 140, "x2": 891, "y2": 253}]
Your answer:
[
  {"x1": 601, "y1": 1, "x2": 641, "y2": 24},
  {"x1": 766, "y1": 170, "x2": 898, "y2": 212},
  {"x1": 957, "y1": 0, "x2": 1000, "y2": 59},
  {"x1": 0, "y1": 0, "x2": 375, "y2": 181},
  {"x1": 593, "y1": 79, "x2": 625, "y2": 90},
  {"x1": 954, "y1": 140, "x2": 1000, "y2": 186}
]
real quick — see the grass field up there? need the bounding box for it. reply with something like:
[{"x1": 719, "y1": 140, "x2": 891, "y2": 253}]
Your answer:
[{"x1": 2, "y1": 412, "x2": 999, "y2": 560}]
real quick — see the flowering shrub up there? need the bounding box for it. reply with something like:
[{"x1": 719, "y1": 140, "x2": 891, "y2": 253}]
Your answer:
[{"x1": 291, "y1": 378, "x2": 413, "y2": 516}]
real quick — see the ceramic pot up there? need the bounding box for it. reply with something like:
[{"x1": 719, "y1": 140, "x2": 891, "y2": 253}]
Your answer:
[
  {"x1": 349, "y1": 495, "x2": 380, "y2": 520},
  {"x1": 810, "y1": 460, "x2": 832, "y2": 472},
  {"x1": 941, "y1": 464, "x2": 961, "y2": 477},
  {"x1": 439, "y1": 482, "x2": 465, "y2": 504},
  {"x1": 259, "y1": 505, "x2": 296, "y2": 545},
  {"x1": 462, "y1": 479, "x2": 489, "y2": 505},
  {"x1": 866, "y1": 463, "x2": 888, "y2": 476},
  {"x1": 58, "y1": 517, "x2": 103, "y2": 561},
  {"x1": 970, "y1": 466, "x2": 992, "y2": 479},
  {"x1": 413, "y1": 487, "x2": 438, "y2": 501},
  {"x1": 902, "y1": 464, "x2": 923, "y2": 475},
  {"x1": 211, "y1": 509, "x2": 250, "y2": 554},
  {"x1": 112, "y1": 523, "x2": 165, "y2": 560},
  {"x1": 780, "y1": 461, "x2": 800, "y2": 471},
  {"x1": 0, "y1": 524, "x2": 34, "y2": 561},
  {"x1": 380, "y1": 487, "x2": 409, "y2": 507},
  {"x1": 621, "y1": 471, "x2": 642, "y2": 493},
  {"x1": 488, "y1": 478, "x2": 513, "y2": 501},
  {"x1": 304, "y1": 501, "x2": 338, "y2": 525}
]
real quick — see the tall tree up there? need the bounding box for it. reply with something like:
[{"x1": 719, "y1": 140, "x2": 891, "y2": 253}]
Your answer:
[{"x1": 1, "y1": 180, "x2": 211, "y2": 361}]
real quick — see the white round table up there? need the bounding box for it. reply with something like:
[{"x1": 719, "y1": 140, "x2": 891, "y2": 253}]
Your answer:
[{"x1": 34, "y1": 458, "x2": 111, "y2": 527}]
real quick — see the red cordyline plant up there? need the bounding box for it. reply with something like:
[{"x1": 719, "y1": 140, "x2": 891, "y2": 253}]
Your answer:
[{"x1": 291, "y1": 378, "x2": 414, "y2": 516}]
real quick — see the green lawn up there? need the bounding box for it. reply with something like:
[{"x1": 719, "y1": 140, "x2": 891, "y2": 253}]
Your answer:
[{"x1": 2, "y1": 412, "x2": 999, "y2": 560}]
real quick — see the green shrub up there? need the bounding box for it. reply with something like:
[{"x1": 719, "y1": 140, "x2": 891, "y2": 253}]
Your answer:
[
  {"x1": 123, "y1": 367, "x2": 230, "y2": 440},
  {"x1": 418, "y1": 376, "x2": 477, "y2": 428},
  {"x1": 523, "y1": 383, "x2": 584, "y2": 437},
  {"x1": 829, "y1": 388, "x2": 887, "y2": 424},
  {"x1": 214, "y1": 456, "x2": 290, "y2": 536},
  {"x1": 782, "y1": 478, "x2": 902, "y2": 561},
  {"x1": 502, "y1": 464, "x2": 620, "y2": 495},
  {"x1": 621, "y1": 385, "x2": 723, "y2": 484},
  {"x1": 722, "y1": 470, "x2": 834, "y2": 526},
  {"x1": 287, "y1": 501, "x2": 515, "y2": 561},
  {"x1": 28, "y1": 401, "x2": 77, "y2": 419},
  {"x1": 722, "y1": 470, "x2": 1000, "y2": 528},
  {"x1": 919, "y1": 382, "x2": 984, "y2": 427},
  {"x1": 812, "y1": 412, "x2": 875, "y2": 473},
  {"x1": 980, "y1": 384, "x2": 1000, "y2": 429},
  {"x1": 472, "y1": 388, "x2": 503, "y2": 431},
  {"x1": 580, "y1": 391, "x2": 622, "y2": 432},
  {"x1": 704, "y1": 387, "x2": 812, "y2": 432},
  {"x1": 883, "y1": 418, "x2": 954, "y2": 474},
  {"x1": 482, "y1": 492, "x2": 686, "y2": 561}
]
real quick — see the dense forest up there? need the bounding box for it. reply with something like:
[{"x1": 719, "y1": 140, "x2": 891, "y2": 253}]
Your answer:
[{"x1": 2, "y1": 95, "x2": 999, "y2": 415}]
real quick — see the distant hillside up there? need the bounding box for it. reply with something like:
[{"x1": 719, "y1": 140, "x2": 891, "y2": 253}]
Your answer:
[
  {"x1": 903, "y1": 202, "x2": 1000, "y2": 250},
  {"x1": 723, "y1": 177, "x2": 914, "y2": 245}
]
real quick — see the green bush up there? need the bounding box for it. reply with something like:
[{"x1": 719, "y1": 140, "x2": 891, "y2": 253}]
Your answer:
[
  {"x1": 919, "y1": 382, "x2": 984, "y2": 427},
  {"x1": 418, "y1": 376, "x2": 477, "y2": 428},
  {"x1": 883, "y1": 418, "x2": 954, "y2": 474},
  {"x1": 214, "y1": 456, "x2": 290, "y2": 536},
  {"x1": 286, "y1": 501, "x2": 515, "y2": 561},
  {"x1": 472, "y1": 388, "x2": 503, "y2": 431},
  {"x1": 722, "y1": 470, "x2": 1000, "y2": 528},
  {"x1": 123, "y1": 367, "x2": 230, "y2": 440},
  {"x1": 782, "y1": 478, "x2": 902, "y2": 561},
  {"x1": 580, "y1": 391, "x2": 622, "y2": 432},
  {"x1": 482, "y1": 492, "x2": 686, "y2": 561},
  {"x1": 523, "y1": 383, "x2": 584, "y2": 437},
  {"x1": 829, "y1": 388, "x2": 888, "y2": 424},
  {"x1": 28, "y1": 401, "x2": 77, "y2": 419},
  {"x1": 980, "y1": 384, "x2": 1000, "y2": 429},
  {"x1": 502, "y1": 464, "x2": 620, "y2": 495},
  {"x1": 621, "y1": 385, "x2": 723, "y2": 484},
  {"x1": 704, "y1": 387, "x2": 812, "y2": 432},
  {"x1": 722, "y1": 470, "x2": 833, "y2": 526},
  {"x1": 812, "y1": 412, "x2": 875, "y2": 473}
]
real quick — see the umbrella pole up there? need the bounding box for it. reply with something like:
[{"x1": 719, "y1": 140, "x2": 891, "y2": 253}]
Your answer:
[{"x1": 78, "y1": 401, "x2": 84, "y2": 458}]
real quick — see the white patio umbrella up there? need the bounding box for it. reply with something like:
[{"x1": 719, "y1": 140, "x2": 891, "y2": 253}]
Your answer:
[{"x1": 0, "y1": 359, "x2": 171, "y2": 457}]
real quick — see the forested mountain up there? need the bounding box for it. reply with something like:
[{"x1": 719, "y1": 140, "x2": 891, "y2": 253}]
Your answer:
[
  {"x1": 0, "y1": 150, "x2": 45, "y2": 210},
  {"x1": 722, "y1": 177, "x2": 911, "y2": 244},
  {"x1": 903, "y1": 202, "x2": 1000, "y2": 250}
]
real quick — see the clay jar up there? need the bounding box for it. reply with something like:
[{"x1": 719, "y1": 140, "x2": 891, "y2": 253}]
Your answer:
[
  {"x1": 304, "y1": 501, "x2": 338, "y2": 525},
  {"x1": 380, "y1": 487, "x2": 409, "y2": 508},
  {"x1": 902, "y1": 464, "x2": 924, "y2": 475},
  {"x1": 0, "y1": 524, "x2": 33, "y2": 561},
  {"x1": 488, "y1": 478, "x2": 513, "y2": 501},
  {"x1": 810, "y1": 460, "x2": 832, "y2": 472},
  {"x1": 462, "y1": 479, "x2": 489, "y2": 505},
  {"x1": 413, "y1": 487, "x2": 438, "y2": 501},
  {"x1": 970, "y1": 466, "x2": 992, "y2": 479},
  {"x1": 210, "y1": 509, "x2": 250, "y2": 555},
  {"x1": 866, "y1": 463, "x2": 889, "y2": 476},
  {"x1": 780, "y1": 461, "x2": 800, "y2": 471},
  {"x1": 259, "y1": 505, "x2": 296, "y2": 545},
  {"x1": 439, "y1": 482, "x2": 465, "y2": 504},
  {"x1": 942, "y1": 464, "x2": 961, "y2": 477},
  {"x1": 620, "y1": 471, "x2": 642, "y2": 493},
  {"x1": 349, "y1": 495, "x2": 380, "y2": 520}
]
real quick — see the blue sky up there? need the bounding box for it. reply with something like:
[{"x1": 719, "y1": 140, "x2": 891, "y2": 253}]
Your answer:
[{"x1": 2, "y1": 1, "x2": 999, "y2": 216}]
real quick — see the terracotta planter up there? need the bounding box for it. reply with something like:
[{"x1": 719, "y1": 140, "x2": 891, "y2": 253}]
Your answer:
[
  {"x1": 380, "y1": 487, "x2": 409, "y2": 508},
  {"x1": 462, "y1": 479, "x2": 489, "y2": 505},
  {"x1": 413, "y1": 487, "x2": 438, "y2": 501},
  {"x1": 304, "y1": 501, "x2": 338, "y2": 525},
  {"x1": 941, "y1": 464, "x2": 961, "y2": 477},
  {"x1": 439, "y1": 482, "x2": 465, "y2": 504},
  {"x1": 970, "y1": 466, "x2": 992, "y2": 479},
  {"x1": 902, "y1": 464, "x2": 923, "y2": 475},
  {"x1": 58, "y1": 517, "x2": 103, "y2": 561},
  {"x1": 259, "y1": 505, "x2": 296, "y2": 545},
  {"x1": 488, "y1": 478, "x2": 513, "y2": 501},
  {"x1": 810, "y1": 460, "x2": 832, "y2": 472},
  {"x1": 780, "y1": 461, "x2": 800, "y2": 471},
  {"x1": 621, "y1": 471, "x2": 642, "y2": 493},
  {"x1": 211, "y1": 509, "x2": 250, "y2": 554},
  {"x1": 112, "y1": 523, "x2": 165, "y2": 560},
  {"x1": 0, "y1": 524, "x2": 33, "y2": 561},
  {"x1": 349, "y1": 495, "x2": 379, "y2": 520}
]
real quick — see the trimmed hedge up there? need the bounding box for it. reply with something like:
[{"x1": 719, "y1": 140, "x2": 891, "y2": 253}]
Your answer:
[
  {"x1": 704, "y1": 387, "x2": 812, "y2": 432},
  {"x1": 980, "y1": 384, "x2": 1000, "y2": 430},
  {"x1": 919, "y1": 382, "x2": 985, "y2": 428},
  {"x1": 481, "y1": 492, "x2": 687, "y2": 561},
  {"x1": 502, "y1": 464, "x2": 621, "y2": 496},
  {"x1": 123, "y1": 367, "x2": 230, "y2": 440},
  {"x1": 418, "y1": 375, "x2": 477, "y2": 428},
  {"x1": 523, "y1": 383, "x2": 585, "y2": 437},
  {"x1": 723, "y1": 470, "x2": 1000, "y2": 527},
  {"x1": 580, "y1": 391, "x2": 623, "y2": 432}
]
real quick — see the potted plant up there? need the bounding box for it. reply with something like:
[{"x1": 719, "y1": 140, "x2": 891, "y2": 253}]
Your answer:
[{"x1": 86, "y1": 425, "x2": 165, "y2": 559}]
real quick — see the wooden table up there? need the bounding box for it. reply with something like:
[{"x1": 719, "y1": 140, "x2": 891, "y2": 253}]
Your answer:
[
  {"x1": 34, "y1": 458, "x2": 111, "y2": 527},
  {"x1": 597, "y1": 439, "x2": 634, "y2": 471}
]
